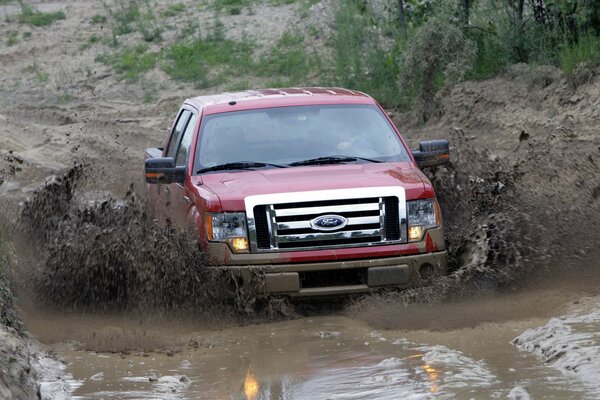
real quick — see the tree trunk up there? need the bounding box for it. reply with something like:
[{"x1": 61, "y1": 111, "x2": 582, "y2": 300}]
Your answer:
[
  {"x1": 462, "y1": 0, "x2": 471, "y2": 26},
  {"x1": 398, "y1": 0, "x2": 407, "y2": 38},
  {"x1": 508, "y1": 0, "x2": 527, "y2": 61}
]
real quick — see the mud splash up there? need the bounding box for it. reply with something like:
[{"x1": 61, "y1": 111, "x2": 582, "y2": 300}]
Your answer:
[
  {"x1": 349, "y1": 127, "x2": 600, "y2": 328},
  {"x1": 15, "y1": 126, "x2": 600, "y2": 327},
  {"x1": 18, "y1": 165, "x2": 248, "y2": 315}
]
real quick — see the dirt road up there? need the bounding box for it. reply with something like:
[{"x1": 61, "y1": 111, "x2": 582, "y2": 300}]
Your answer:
[{"x1": 2, "y1": 1, "x2": 600, "y2": 399}]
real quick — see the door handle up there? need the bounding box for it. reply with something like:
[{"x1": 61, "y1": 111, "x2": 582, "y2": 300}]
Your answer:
[{"x1": 183, "y1": 196, "x2": 191, "y2": 205}]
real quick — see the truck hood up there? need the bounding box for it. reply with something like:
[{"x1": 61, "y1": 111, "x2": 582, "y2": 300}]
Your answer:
[{"x1": 193, "y1": 163, "x2": 434, "y2": 212}]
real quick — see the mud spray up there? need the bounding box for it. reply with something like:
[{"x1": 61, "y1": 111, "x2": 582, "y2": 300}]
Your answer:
[
  {"x1": 348, "y1": 127, "x2": 600, "y2": 328},
  {"x1": 13, "y1": 128, "x2": 600, "y2": 329},
  {"x1": 17, "y1": 165, "x2": 254, "y2": 317}
]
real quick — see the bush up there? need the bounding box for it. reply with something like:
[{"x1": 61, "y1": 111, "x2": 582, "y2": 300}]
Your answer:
[
  {"x1": 466, "y1": 27, "x2": 512, "y2": 79},
  {"x1": 330, "y1": 0, "x2": 402, "y2": 107},
  {"x1": 401, "y1": 18, "x2": 476, "y2": 122},
  {"x1": 558, "y1": 34, "x2": 600, "y2": 75}
]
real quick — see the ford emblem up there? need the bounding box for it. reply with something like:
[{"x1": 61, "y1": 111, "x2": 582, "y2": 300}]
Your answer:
[{"x1": 310, "y1": 215, "x2": 348, "y2": 231}]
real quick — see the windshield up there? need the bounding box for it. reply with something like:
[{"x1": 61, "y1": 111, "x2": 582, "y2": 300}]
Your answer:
[{"x1": 194, "y1": 104, "x2": 410, "y2": 173}]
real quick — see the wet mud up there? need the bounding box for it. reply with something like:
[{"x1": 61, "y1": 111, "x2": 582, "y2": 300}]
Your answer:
[
  {"x1": 14, "y1": 126, "x2": 600, "y2": 326},
  {"x1": 7, "y1": 107, "x2": 600, "y2": 399},
  {"x1": 348, "y1": 127, "x2": 600, "y2": 330}
]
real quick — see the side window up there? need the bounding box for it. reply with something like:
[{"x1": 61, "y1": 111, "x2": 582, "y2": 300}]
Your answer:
[
  {"x1": 175, "y1": 114, "x2": 198, "y2": 167},
  {"x1": 166, "y1": 110, "x2": 191, "y2": 158}
]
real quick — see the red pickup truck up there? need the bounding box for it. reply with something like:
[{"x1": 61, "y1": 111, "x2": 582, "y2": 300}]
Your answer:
[{"x1": 145, "y1": 88, "x2": 448, "y2": 297}]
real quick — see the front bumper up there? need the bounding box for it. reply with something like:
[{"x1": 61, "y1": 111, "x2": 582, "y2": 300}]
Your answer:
[{"x1": 211, "y1": 251, "x2": 447, "y2": 298}]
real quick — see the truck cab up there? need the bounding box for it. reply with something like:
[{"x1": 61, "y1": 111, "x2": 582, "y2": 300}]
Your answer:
[{"x1": 145, "y1": 87, "x2": 449, "y2": 297}]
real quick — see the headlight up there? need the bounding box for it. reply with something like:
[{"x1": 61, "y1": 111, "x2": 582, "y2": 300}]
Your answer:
[
  {"x1": 205, "y1": 213, "x2": 249, "y2": 253},
  {"x1": 407, "y1": 199, "x2": 440, "y2": 242}
]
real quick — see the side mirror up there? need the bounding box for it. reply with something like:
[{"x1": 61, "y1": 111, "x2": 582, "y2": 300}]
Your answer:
[
  {"x1": 412, "y1": 140, "x2": 450, "y2": 169},
  {"x1": 145, "y1": 157, "x2": 185, "y2": 184}
]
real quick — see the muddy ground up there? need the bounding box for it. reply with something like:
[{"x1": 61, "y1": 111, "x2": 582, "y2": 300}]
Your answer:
[{"x1": 1, "y1": 0, "x2": 600, "y2": 399}]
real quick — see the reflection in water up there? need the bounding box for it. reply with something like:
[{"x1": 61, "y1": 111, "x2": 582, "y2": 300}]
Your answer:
[
  {"x1": 421, "y1": 364, "x2": 439, "y2": 393},
  {"x1": 244, "y1": 371, "x2": 259, "y2": 400}
]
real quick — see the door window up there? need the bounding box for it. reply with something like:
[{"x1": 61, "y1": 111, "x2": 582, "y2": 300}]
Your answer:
[
  {"x1": 175, "y1": 114, "x2": 198, "y2": 167},
  {"x1": 166, "y1": 109, "x2": 191, "y2": 158}
]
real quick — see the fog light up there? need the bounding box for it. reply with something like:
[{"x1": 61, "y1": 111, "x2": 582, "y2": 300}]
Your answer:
[
  {"x1": 408, "y1": 226, "x2": 425, "y2": 241},
  {"x1": 229, "y1": 237, "x2": 249, "y2": 253}
]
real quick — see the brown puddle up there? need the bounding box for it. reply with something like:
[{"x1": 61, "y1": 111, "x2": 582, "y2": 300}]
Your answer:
[{"x1": 24, "y1": 311, "x2": 592, "y2": 399}]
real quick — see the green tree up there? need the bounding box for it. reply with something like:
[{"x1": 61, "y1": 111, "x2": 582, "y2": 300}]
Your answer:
[{"x1": 401, "y1": 17, "x2": 477, "y2": 121}]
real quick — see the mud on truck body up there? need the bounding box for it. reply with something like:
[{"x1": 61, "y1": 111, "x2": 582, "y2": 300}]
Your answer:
[{"x1": 145, "y1": 88, "x2": 449, "y2": 298}]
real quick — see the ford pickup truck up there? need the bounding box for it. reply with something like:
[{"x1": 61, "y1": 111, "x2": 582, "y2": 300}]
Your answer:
[{"x1": 145, "y1": 87, "x2": 449, "y2": 297}]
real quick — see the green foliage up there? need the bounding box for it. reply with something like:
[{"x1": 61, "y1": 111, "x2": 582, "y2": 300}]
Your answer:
[
  {"x1": 17, "y1": 1, "x2": 65, "y2": 27},
  {"x1": 330, "y1": 0, "x2": 402, "y2": 107},
  {"x1": 466, "y1": 27, "x2": 512, "y2": 79},
  {"x1": 161, "y1": 3, "x2": 185, "y2": 17},
  {"x1": 213, "y1": 0, "x2": 249, "y2": 15},
  {"x1": 80, "y1": 34, "x2": 101, "y2": 51},
  {"x1": 462, "y1": 0, "x2": 600, "y2": 75},
  {"x1": 105, "y1": 0, "x2": 163, "y2": 42},
  {"x1": 401, "y1": 17, "x2": 476, "y2": 121},
  {"x1": 96, "y1": 45, "x2": 158, "y2": 81},
  {"x1": 163, "y1": 35, "x2": 254, "y2": 88},
  {"x1": 270, "y1": 0, "x2": 300, "y2": 5},
  {"x1": 558, "y1": 33, "x2": 600, "y2": 74},
  {"x1": 6, "y1": 31, "x2": 18, "y2": 46},
  {"x1": 35, "y1": 70, "x2": 48, "y2": 83},
  {"x1": 91, "y1": 14, "x2": 107, "y2": 24},
  {"x1": 257, "y1": 32, "x2": 318, "y2": 86}
]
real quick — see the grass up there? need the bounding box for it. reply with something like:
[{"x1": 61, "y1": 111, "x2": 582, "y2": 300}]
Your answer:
[
  {"x1": 35, "y1": 70, "x2": 48, "y2": 83},
  {"x1": 105, "y1": 0, "x2": 163, "y2": 42},
  {"x1": 213, "y1": 0, "x2": 249, "y2": 15},
  {"x1": 161, "y1": 3, "x2": 185, "y2": 17},
  {"x1": 96, "y1": 44, "x2": 158, "y2": 81},
  {"x1": 6, "y1": 31, "x2": 18, "y2": 46},
  {"x1": 17, "y1": 1, "x2": 65, "y2": 27},
  {"x1": 256, "y1": 32, "x2": 318, "y2": 86},
  {"x1": 558, "y1": 34, "x2": 600, "y2": 75},
  {"x1": 91, "y1": 14, "x2": 107, "y2": 24},
  {"x1": 163, "y1": 36, "x2": 254, "y2": 88},
  {"x1": 80, "y1": 34, "x2": 101, "y2": 51}
]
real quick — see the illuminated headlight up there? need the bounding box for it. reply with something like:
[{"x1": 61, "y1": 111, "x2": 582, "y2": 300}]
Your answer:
[
  {"x1": 407, "y1": 199, "x2": 440, "y2": 242},
  {"x1": 205, "y1": 213, "x2": 249, "y2": 253}
]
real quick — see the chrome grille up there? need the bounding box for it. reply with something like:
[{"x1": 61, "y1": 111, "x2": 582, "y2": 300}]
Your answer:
[{"x1": 245, "y1": 188, "x2": 407, "y2": 253}]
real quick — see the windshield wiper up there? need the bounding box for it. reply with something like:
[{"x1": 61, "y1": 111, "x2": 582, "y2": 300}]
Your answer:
[
  {"x1": 288, "y1": 155, "x2": 382, "y2": 167},
  {"x1": 197, "y1": 161, "x2": 287, "y2": 174}
]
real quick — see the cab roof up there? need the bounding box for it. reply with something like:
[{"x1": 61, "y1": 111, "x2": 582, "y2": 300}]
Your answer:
[{"x1": 185, "y1": 87, "x2": 376, "y2": 115}]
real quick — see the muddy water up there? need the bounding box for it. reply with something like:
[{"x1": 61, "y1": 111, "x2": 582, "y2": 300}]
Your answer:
[{"x1": 24, "y1": 310, "x2": 593, "y2": 400}]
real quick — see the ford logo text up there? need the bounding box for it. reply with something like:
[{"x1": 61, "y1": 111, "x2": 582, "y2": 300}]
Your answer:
[{"x1": 310, "y1": 215, "x2": 348, "y2": 231}]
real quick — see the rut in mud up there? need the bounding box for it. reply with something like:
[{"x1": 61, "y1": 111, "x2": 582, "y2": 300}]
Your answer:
[{"x1": 15, "y1": 125, "x2": 600, "y2": 321}]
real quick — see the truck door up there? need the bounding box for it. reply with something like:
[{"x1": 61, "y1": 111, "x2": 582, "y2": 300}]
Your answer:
[
  {"x1": 166, "y1": 111, "x2": 199, "y2": 227},
  {"x1": 160, "y1": 109, "x2": 191, "y2": 225}
]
